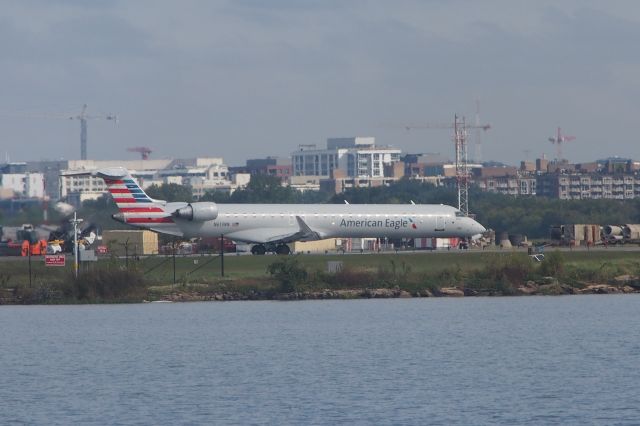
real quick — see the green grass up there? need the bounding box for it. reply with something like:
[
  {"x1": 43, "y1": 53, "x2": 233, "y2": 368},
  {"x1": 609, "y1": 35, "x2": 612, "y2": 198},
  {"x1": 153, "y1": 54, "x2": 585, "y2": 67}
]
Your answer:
[
  {"x1": 2, "y1": 250, "x2": 639, "y2": 288},
  {"x1": 2, "y1": 249, "x2": 639, "y2": 303},
  {"x1": 134, "y1": 252, "x2": 493, "y2": 284}
]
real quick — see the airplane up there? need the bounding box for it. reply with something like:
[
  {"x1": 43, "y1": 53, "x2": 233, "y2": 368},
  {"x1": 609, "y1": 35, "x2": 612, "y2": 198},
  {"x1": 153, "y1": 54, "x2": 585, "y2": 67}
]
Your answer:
[{"x1": 90, "y1": 167, "x2": 486, "y2": 255}]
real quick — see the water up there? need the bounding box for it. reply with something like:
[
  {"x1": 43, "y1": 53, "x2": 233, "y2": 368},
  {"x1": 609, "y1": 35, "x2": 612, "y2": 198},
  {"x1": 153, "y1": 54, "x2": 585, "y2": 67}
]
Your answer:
[{"x1": 2, "y1": 296, "x2": 640, "y2": 425}]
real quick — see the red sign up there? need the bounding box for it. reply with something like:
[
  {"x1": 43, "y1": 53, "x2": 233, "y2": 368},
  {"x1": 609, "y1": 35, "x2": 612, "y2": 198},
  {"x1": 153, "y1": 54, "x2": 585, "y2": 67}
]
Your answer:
[
  {"x1": 96, "y1": 245, "x2": 108, "y2": 254},
  {"x1": 45, "y1": 255, "x2": 66, "y2": 266}
]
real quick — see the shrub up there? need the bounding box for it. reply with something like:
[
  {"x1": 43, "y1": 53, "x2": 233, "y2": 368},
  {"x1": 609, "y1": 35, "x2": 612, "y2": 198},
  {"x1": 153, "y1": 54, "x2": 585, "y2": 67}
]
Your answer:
[
  {"x1": 72, "y1": 269, "x2": 147, "y2": 302},
  {"x1": 539, "y1": 250, "x2": 565, "y2": 278},
  {"x1": 267, "y1": 257, "x2": 309, "y2": 293},
  {"x1": 320, "y1": 268, "x2": 376, "y2": 289}
]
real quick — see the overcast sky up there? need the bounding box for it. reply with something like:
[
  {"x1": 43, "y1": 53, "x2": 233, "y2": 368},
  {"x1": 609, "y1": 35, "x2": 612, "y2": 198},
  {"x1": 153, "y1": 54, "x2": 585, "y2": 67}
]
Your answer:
[{"x1": 1, "y1": 0, "x2": 639, "y2": 166}]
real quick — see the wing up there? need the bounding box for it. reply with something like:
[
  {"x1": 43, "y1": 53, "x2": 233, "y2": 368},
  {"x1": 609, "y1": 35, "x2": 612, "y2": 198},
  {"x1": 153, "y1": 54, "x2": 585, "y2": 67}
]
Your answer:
[{"x1": 226, "y1": 216, "x2": 322, "y2": 244}]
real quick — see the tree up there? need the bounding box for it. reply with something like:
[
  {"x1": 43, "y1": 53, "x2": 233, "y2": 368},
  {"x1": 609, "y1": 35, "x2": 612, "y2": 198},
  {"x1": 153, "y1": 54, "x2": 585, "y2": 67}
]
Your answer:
[
  {"x1": 79, "y1": 195, "x2": 120, "y2": 230},
  {"x1": 202, "y1": 174, "x2": 333, "y2": 204},
  {"x1": 145, "y1": 183, "x2": 193, "y2": 202},
  {"x1": 200, "y1": 190, "x2": 231, "y2": 203}
]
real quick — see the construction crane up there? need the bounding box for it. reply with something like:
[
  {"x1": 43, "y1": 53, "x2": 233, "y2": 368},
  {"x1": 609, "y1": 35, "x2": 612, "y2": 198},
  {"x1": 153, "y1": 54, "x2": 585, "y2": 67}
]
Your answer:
[
  {"x1": 127, "y1": 146, "x2": 152, "y2": 160},
  {"x1": 69, "y1": 104, "x2": 117, "y2": 160},
  {"x1": 548, "y1": 127, "x2": 575, "y2": 160},
  {"x1": 405, "y1": 115, "x2": 491, "y2": 217},
  {"x1": 474, "y1": 99, "x2": 483, "y2": 163},
  {"x1": 0, "y1": 104, "x2": 116, "y2": 160}
]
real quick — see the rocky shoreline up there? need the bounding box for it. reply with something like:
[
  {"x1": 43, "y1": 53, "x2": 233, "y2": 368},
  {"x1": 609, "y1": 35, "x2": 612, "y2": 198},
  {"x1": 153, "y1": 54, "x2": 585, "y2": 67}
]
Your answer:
[
  {"x1": 156, "y1": 278, "x2": 640, "y2": 303},
  {"x1": 3, "y1": 273, "x2": 639, "y2": 305}
]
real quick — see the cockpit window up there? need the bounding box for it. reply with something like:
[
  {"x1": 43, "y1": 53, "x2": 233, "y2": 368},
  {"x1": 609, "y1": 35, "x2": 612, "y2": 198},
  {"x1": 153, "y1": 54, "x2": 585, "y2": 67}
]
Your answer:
[{"x1": 455, "y1": 211, "x2": 465, "y2": 218}]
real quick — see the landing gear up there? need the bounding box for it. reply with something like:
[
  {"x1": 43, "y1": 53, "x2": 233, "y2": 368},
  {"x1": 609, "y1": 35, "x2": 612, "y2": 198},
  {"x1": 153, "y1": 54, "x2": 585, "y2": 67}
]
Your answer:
[
  {"x1": 275, "y1": 244, "x2": 291, "y2": 255},
  {"x1": 249, "y1": 243, "x2": 291, "y2": 255},
  {"x1": 251, "y1": 244, "x2": 266, "y2": 255}
]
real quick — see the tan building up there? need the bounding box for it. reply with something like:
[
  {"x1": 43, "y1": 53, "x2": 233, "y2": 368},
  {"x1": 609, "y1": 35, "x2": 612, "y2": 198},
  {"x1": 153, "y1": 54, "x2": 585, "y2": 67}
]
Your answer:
[
  {"x1": 291, "y1": 238, "x2": 339, "y2": 253},
  {"x1": 102, "y1": 230, "x2": 159, "y2": 256}
]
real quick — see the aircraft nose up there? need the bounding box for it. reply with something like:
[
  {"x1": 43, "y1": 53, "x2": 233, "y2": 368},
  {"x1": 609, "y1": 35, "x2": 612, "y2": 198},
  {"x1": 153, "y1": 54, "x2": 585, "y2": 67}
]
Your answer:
[{"x1": 473, "y1": 220, "x2": 486, "y2": 234}]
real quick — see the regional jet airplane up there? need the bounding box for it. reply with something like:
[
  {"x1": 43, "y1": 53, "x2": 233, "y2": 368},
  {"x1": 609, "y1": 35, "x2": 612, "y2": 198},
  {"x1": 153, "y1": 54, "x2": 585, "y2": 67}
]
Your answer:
[{"x1": 92, "y1": 167, "x2": 485, "y2": 255}]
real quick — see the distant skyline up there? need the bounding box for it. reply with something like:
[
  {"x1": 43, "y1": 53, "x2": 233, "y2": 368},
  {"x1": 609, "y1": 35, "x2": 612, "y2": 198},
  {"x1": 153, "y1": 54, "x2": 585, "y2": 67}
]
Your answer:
[{"x1": 1, "y1": 1, "x2": 640, "y2": 166}]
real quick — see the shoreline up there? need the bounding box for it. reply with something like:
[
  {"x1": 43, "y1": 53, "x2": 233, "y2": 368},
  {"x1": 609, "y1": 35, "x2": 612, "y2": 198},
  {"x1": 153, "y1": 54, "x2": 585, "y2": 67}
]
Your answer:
[
  {"x1": 2, "y1": 250, "x2": 640, "y2": 304},
  {"x1": 3, "y1": 282, "x2": 639, "y2": 305},
  {"x1": 154, "y1": 280, "x2": 640, "y2": 303}
]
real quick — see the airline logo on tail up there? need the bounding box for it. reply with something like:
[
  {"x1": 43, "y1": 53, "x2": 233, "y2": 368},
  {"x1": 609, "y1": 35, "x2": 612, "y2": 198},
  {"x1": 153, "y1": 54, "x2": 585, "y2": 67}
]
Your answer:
[{"x1": 98, "y1": 168, "x2": 173, "y2": 225}]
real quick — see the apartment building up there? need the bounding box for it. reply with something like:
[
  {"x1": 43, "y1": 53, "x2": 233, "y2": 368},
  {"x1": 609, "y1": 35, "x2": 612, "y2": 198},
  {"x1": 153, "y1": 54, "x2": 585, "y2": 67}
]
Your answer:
[
  {"x1": 537, "y1": 173, "x2": 640, "y2": 199},
  {"x1": 292, "y1": 137, "x2": 402, "y2": 193}
]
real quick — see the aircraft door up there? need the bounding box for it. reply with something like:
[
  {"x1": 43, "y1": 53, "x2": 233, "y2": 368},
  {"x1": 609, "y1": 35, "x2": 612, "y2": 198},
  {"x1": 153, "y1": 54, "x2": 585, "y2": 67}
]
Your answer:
[{"x1": 435, "y1": 216, "x2": 445, "y2": 231}]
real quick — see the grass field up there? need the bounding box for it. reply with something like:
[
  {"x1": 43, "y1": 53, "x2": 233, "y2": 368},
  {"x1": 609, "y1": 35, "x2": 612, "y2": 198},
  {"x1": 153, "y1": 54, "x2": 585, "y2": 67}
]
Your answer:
[{"x1": 2, "y1": 249, "x2": 639, "y2": 289}]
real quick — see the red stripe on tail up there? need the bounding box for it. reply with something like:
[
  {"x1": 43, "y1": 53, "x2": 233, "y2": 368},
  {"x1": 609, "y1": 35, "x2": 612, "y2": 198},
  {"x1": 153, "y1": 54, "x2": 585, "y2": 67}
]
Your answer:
[
  {"x1": 126, "y1": 217, "x2": 174, "y2": 224},
  {"x1": 119, "y1": 207, "x2": 165, "y2": 213}
]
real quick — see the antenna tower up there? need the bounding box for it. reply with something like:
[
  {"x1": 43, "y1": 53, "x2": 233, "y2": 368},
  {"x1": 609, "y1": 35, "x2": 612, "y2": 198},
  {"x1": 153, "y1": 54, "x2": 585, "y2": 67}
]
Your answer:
[
  {"x1": 404, "y1": 115, "x2": 490, "y2": 216},
  {"x1": 454, "y1": 116, "x2": 470, "y2": 216}
]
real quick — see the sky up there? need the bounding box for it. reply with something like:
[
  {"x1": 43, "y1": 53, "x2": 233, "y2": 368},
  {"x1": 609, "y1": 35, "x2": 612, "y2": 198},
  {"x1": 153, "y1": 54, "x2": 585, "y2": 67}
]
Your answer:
[{"x1": 1, "y1": 0, "x2": 640, "y2": 166}]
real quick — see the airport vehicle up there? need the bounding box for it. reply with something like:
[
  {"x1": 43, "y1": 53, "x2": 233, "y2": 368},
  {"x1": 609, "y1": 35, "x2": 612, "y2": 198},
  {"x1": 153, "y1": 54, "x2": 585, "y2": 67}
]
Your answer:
[{"x1": 91, "y1": 167, "x2": 486, "y2": 255}]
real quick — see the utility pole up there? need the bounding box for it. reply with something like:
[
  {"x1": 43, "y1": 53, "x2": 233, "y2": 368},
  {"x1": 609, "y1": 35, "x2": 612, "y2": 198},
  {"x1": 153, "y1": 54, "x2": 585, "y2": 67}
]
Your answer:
[
  {"x1": 28, "y1": 243, "x2": 32, "y2": 288},
  {"x1": 220, "y1": 234, "x2": 225, "y2": 277},
  {"x1": 124, "y1": 238, "x2": 130, "y2": 269},
  {"x1": 70, "y1": 212, "x2": 83, "y2": 278},
  {"x1": 172, "y1": 240, "x2": 176, "y2": 286}
]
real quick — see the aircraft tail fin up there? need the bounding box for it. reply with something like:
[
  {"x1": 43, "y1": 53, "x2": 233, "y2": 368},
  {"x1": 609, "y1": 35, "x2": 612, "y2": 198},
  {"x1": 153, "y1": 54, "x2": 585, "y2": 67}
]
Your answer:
[
  {"x1": 95, "y1": 167, "x2": 179, "y2": 231},
  {"x1": 95, "y1": 167, "x2": 165, "y2": 212},
  {"x1": 62, "y1": 167, "x2": 182, "y2": 235}
]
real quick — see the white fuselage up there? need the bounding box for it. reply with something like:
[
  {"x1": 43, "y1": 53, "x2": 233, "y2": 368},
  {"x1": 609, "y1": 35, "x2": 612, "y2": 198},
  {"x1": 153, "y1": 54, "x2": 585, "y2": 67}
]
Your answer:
[{"x1": 167, "y1": 203, "x2": 485, "y2": 243}]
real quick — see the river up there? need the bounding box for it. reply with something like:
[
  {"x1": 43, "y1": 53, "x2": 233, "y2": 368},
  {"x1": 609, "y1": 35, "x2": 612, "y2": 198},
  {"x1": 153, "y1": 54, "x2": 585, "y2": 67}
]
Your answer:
[{"x1": 2, "y1": 296, "x2": 640, "y2": 425}]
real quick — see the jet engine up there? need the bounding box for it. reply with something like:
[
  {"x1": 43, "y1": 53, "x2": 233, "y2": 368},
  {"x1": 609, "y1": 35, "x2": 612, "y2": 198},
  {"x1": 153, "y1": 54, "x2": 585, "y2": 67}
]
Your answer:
[{"x1": 172, "y1": 202, "x2": 218, "y2": 222}]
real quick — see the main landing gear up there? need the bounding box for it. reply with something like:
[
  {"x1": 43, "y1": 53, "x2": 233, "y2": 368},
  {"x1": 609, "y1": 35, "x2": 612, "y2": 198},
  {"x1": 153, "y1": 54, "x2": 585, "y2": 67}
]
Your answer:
[
  {"x1": 251, "y1": 245, "x2": 266, "y2": 255},
  {"x1": 250, "y1": 243, "x2": 291, "y2": 255},
  {"x1": 275, "y1": 244, "x2": 291, "y2": 255}
]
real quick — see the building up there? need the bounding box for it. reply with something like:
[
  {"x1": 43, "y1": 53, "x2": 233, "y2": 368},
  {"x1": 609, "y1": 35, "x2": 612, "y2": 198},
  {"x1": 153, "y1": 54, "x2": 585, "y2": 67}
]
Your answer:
[
  {"x1": 0, "y1": 172, "x2": 45, "y2": 199},
  {"x1": 60, "y1": 159, "x2": 173, "y2": 205},
  {"x1": 244, "y1": 157, "x2": 292, "y2": 183},
  {"x1": 403, "y1": 153, "x2": 451, "y2": 177},
  {"x1": 59, "y1": 157, "x2": 246, "y2": 206},
  {"x1": 292, "y1": 137, "x2": 402, "y2": 193},
  {"x1": 292, "y1": 137, "x2": 401, "y2": 179},
  {"x1": 537, "y1": 173, "x2": 640, "y2": 199},
  {"x1": 474, "y1": 175, "x2": 537, "y2": 196}
]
